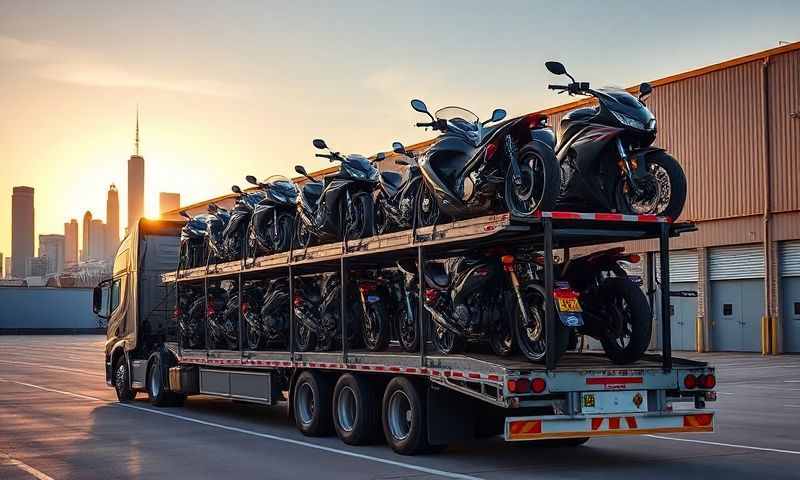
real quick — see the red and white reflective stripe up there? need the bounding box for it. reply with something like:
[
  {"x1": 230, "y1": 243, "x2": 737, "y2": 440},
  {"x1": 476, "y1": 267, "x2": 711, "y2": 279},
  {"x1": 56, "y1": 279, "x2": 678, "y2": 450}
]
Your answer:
[
  {"x1": 534, "y1": 211, "x2": 671, "y2": 223},
  {"x1": 176, "y1": 355, "x2": 502, "y2": 384}
]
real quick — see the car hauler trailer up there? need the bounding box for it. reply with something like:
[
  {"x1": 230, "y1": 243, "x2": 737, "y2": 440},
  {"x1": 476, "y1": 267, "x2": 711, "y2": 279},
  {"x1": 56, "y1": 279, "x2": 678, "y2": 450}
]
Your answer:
[{"x1": 96, "y1": 213, "x2": 716, "y2": 455}]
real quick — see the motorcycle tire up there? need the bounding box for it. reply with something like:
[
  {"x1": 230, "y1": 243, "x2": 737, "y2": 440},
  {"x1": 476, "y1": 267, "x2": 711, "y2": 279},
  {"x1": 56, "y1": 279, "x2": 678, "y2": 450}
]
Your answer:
[
  {"x1": 597, "y1": 277, "x2": 652, "y2": 365},
  {"x1": 295, "y1": 220, "x2": 313, "y2": 249},
  {"x1": 271, "y1": 212, "x2": 295, "y2": 253},
  {"x1": 362, "y1": 301, "x2": 390, "y2": 352},
  {"x1": 489, "y1": 318, "x2": 515, "y2": 357},
  {"x1": 615, "y1": 150, "x2": 686, "y2": 220},
  {"x1": 374, "y1": 193, "x2": 391, "y2": 235},
  {"x1": 397, "y1": 295, "x2": 419, "y2": 353},
  {"x1": 417, "y1": 183, "x2": 443, "y2": 227},
  {"x1": 245, "y1": 221, "x2": 260, "y2": 261},
  {"x1": 342, "y1": 192, "x2": 375, "y2": 241},
  {"x1": 513, "y1": 283, "x2": 569, "y2": 363},
  {"x1": 294, "y1": 317, "x2": 317, "y2": 352},
  {"x1": 504, "y1": 142, "x2": 560, "y2": 217},
  {"x1": 245, "y1": 313, "x2": 262, "y2": 351},
  {"x1": 430, "y1": 321, "x2": 466, "y2": 355}
]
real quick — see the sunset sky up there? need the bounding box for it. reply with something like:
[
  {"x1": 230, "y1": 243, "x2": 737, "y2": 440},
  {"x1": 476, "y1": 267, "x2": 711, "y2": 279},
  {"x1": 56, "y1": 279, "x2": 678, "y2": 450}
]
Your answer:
[{"x1": 0, "y1": 0, "x2": 798, "y2": 257}]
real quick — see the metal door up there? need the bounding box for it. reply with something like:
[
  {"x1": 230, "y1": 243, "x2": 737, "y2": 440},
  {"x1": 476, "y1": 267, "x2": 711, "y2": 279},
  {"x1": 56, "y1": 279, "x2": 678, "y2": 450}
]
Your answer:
[
  {"x1": 669, "y1": 282, "x2": 698, "y2": 351},
  {"x1": 711, "y1": 279, "x2": 763, "y2": 352},
  {"x1": 780, "y1": 241, "x2": 800, "y2": 352}
]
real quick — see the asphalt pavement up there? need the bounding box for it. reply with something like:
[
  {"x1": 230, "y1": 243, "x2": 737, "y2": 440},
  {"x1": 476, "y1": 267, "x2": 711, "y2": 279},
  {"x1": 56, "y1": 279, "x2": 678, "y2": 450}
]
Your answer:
[{"x1": 1, "y1": 336, "x2": 799, "y2": 479}]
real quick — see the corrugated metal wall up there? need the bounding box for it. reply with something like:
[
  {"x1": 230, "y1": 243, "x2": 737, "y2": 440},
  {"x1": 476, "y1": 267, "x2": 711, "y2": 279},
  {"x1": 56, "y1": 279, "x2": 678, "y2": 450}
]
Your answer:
[
  {"x1": 769, "y1": 50, "x2": 800, "y2": 213},
  {"x1": 0, "y1": 288, "x2": 101, "y2": 330}
]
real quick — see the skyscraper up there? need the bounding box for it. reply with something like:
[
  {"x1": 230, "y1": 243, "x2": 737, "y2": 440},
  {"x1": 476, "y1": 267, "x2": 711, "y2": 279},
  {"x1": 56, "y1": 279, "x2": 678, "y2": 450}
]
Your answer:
[
  {"x1": 82, "y1": 211, "x2": 92, "y2": 261},
  {"x1": 64, "y1": 219, "x2": 78, "y2": 265},
  {"x1": 159, "y1": 192, "x2": 180, "y2": 215},
  {"x1": 128, "y1": 110, "x2": 145, "y2": 232},
  {"x1": 106, "y1": 184, "x2": 120, "y2": 254},
  {"x1": 39, "y1": 234, "x2": 65, "y2": 274},
  {"x1": 11, "y1": 186, "x2": 34, "y2": 278},
  {"x1": 89, "y1": 219, "x2": 106, "y2": 261}
]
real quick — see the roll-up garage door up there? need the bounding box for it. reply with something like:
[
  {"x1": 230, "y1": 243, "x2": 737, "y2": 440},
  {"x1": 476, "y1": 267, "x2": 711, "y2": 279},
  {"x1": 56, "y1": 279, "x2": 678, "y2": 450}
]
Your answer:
[
  {"x1": 709, "y1": 245, "x2": 765, "y2": 280},
  {"x1": 780, "y1": 241, "x2": 800, "y2": 352},
  {"x1": 654, "y1": 250, "x2": 699, "y2": 351},
  {"x1": 655, "y1": 249, "x2": 699, "y2": 283}
]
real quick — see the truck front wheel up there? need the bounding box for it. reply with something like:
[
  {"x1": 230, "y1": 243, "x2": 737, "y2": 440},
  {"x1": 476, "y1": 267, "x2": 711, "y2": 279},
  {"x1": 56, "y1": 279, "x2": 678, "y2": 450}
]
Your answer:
[
  {"x1": 293, "y1": 371, "x2": 333, "y2": 436},
  {"x1": 113, "y1": 357, "x2": 135, "y2": 403}
]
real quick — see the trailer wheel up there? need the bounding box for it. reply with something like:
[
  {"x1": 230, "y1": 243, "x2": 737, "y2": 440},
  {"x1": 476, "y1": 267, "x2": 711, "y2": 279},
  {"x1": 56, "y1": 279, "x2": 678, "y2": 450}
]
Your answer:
[
  {"x1": 293, "y1": 371, "x2": 333, "y2": 436},
  {"x1": 382, "y1": 377, "x2": 432, "y2": 455},
  {"x1": 113, "y1": 356, "x2": 135, "y2": 403},
  {"x1": 332, "y1": 374, "x2": 382, "y2": 445},
  {"x1": 147, "y1": 354, "x2": 186, "y2": 407}
]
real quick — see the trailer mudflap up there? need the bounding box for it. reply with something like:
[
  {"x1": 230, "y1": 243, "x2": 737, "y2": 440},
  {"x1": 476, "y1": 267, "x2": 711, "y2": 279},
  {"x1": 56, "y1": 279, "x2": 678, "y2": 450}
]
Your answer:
[{"x1": 505, "y1": 410, "x2": 714, "y2": 441}]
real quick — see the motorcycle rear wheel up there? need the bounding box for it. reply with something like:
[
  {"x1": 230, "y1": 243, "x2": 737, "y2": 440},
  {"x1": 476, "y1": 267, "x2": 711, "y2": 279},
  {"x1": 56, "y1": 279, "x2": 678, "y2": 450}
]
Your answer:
[
  {"x1": 397, "y1": 296, "x2": 419, "y2": 353},
  {"x1": 295, "y1": 318, "x2": 317, "y2": 352},
  {"x1": 362, "y1": 301, "x2": 390, "y2": 352},
  {"x1": 504, "y1": 142, "x2": 560, "y2": 217},
  {"x1": 615, "y1": 151, "x2": 686, "y2": 220},
  {"x1": 430, "y1": 322, "x2": 466, "y2": 355},
  {"x1": 513, "y1": 283, "x2": 569, "y2": 363},
  {"x1": 596, "y1": 277, "x2": 652, "y2": 365}
]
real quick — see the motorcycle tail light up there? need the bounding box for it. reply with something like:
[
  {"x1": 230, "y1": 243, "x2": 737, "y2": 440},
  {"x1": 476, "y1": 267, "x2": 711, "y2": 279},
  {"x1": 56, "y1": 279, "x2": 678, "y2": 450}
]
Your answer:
[
  {"x1": 293, "y1": 295, "x2": 303, "y2": 307},
  {"x1": 206, "y1": 304, "x2": 215, "y2": 317},
  {"x1": 485, "y1": 143, "x2": 497, "y2": 161},
  {"x1": 173, "y1": 306, "x2": 182, "y2": 318},
  {"x1": 359, "y1": 281, "x2": 377, "y2": 293},
  {"x1": 626, "y1": 254, "x2": 641, "y2": 263},
  {"x1": 241, "y1": 303, "x2": 249, "y2": 314},
  {"x1": 425, "y1": 288, "x2": 439, "y2": 303}
]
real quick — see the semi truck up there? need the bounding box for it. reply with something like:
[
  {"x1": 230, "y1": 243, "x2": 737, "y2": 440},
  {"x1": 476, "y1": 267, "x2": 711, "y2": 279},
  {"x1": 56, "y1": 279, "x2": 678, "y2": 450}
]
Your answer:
[{"x1": 94, "y1": 213, "x2": 716, "y2": 455}]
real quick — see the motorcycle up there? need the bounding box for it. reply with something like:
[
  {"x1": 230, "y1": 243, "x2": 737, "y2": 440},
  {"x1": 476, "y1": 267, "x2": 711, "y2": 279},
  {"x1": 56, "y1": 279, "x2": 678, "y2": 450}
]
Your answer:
[
  {"x1": 243, "y1": 174, "x2": 298, "y2": 260},
  {"x1": 372, "y1": 142, "x2": 423, "y2": 235},
  {"x1": 545, "y1": 61, "x2": 687, "y2": 219},
  {"x1": 207, "y1": 282, "x2": 239, "y2": 350},
  {"x1": 294, "y1": 138, "x2": 379, "y2": 248},
  {"x1": 203, "y1": 203, "x2": 231, "y2": 265},
  {"x1": 176, "y1": 284, "x2": 205, "y2": 349},
  {"x1": 178, "y1": 210, "x2": 210, "y2": 269},
  {"x1": 559, "y1": 247, "x2": 652, "y2": 364},
  {"x1": 219, "y1": 185, "x2": 265, "y2": 262},
  {"x1": 253, "y1": 277, "x2": 291, "y2": 349},
  {"x1": 293, "y1": 273, "x2": 362, "y2": 352},
  {"x1": 408, "y1": 99, "x2": 560, "y2": 226},
  {"x1": 420, "y1": 254, "x2": 515, "y2": 357}
]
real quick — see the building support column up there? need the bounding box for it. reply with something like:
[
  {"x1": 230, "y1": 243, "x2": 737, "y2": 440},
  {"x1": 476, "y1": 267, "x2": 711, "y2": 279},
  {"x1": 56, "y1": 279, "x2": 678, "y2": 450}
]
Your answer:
[{"x1": 697, "y1": 247, "x2": 711, "y2": 353}]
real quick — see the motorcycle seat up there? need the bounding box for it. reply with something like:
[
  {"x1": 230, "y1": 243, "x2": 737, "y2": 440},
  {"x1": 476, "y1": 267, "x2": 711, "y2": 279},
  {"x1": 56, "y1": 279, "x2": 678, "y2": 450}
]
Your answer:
[{"x1": 424, "y1": 262, "x2": 450, "y2": 289}]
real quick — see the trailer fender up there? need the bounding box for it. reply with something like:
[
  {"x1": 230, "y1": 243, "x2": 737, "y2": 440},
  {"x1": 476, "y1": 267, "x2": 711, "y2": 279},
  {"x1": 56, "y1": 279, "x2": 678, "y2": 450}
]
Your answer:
[{"x1": 426, "y1": 382, "x2": 476, "y2": 445}]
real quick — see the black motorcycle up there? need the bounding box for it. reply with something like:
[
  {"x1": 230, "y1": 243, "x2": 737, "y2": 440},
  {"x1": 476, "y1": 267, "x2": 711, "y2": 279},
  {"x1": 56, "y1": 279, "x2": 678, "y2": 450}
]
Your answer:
[
  {"x1": 373, "y1": 142, "x2": 422, "y2": 235},
  {"x1": 545, "y1": 61, "x2": 687, "y2": 219},
  {"x1": 420, "y1": 255, "x2": 515, "y2": 356},
  {"x1": 207, "y1": 282, "x2": 239, "y2": 350},
  {"x1": 219, "y1": 185, "x2": 265, "y2": 262},
  {"x1": 409, "y1": 99, "x2": 560, "y2": 226},
  {"x1": 178, "y1": 211, "x2": 210, "y2": 270},
  {"x1": 293, "y1": 273, "x2": 361, "y2": 352},
  {"x1": 243, "y1": 175, "x2": 297, "y2": 260},
  {"x1": 294, "y1": 139, "x2": 379, "y2": 248},
  {"x1": 253, "y1": 277, "x2": 291, "y2": 349},
  {"x1": 559, "y1": 247, "x2": 652, "y2": 364},
  {"x1": 176, "y1": 284, "x2": 205, "y2": 349},
  {"x1": 204, "y1": 203, "x2": 231, "y2": 265}
]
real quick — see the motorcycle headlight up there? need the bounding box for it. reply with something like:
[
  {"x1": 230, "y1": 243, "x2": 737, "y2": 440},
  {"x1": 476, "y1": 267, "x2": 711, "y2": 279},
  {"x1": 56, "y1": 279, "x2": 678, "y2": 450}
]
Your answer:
[
  {"x1": 647, "y1": 118, "x2": 657, "y2": 131},
  {"x1": 612, "y1": 111, "x2": 646, "y2": 130}
]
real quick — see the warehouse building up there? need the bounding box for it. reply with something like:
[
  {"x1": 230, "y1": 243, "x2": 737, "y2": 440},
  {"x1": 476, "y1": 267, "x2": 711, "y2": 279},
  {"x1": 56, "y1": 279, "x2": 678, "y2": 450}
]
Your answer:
[{"x1": 163, "y1": 41, "x2": 800, "y2": 354}]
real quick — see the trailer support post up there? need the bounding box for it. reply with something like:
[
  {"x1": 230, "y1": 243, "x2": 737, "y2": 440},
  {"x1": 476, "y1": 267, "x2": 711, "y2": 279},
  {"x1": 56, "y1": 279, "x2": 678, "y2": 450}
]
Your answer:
[
  {"x1": 289, "y1": 266, "x2": 295, "y2": 361},
  {"x1": 418, "y1": 245, "x2": 426, "y2": 368},
  {"x1": 341, "y1": 257, "x2": 349, "y2": 364},
  {"x1": 544, "y1": 218, "x2": 556, "y2": 371},
  {"x1": 659, "y1": 222, "x2": 672, "y2": 372}
]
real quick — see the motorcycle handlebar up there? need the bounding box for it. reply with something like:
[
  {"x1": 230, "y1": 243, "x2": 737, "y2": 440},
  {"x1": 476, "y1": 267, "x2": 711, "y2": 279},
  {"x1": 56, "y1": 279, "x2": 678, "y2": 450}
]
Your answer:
[
  {"x1": 314, "y1": 153, "x2": 329, "y2": 158},
  {"x1": 548, "y1": 84, "x2": 568, "y2": 91},
  {"x1": 416, "y1": 122, "x2": 434, "y2": 128}
]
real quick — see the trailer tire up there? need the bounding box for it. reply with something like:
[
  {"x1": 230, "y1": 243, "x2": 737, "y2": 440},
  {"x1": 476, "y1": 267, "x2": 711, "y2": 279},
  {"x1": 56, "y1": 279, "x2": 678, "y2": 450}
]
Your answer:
[
  {"x1": 113, "y1": 356, "x2": 135, "y2": 403},
  {"x1": 382, "y1": 377, "x2": 430, "y2": 455},
  {"x1": 293, "y1": 370, "x2": 333, "y2": 437},
  {"x1": 147, "y1": 354, "x2": 185, "y2": 407},
  {"x1": 332, "y1": 374, "x2": 382, "y2": 445}
]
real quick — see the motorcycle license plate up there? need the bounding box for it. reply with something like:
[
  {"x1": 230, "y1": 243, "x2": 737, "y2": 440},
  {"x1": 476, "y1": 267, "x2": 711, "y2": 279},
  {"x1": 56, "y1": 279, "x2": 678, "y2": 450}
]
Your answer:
[{"x1": 556, "y1": 297, "x2": 582, "y2": 313}]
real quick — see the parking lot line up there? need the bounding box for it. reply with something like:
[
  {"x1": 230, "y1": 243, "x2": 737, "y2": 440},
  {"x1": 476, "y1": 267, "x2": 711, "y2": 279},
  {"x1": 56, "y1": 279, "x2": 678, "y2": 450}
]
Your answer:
[{"x1": 646, "y1": 435, "x2": 800, "y2": 455}]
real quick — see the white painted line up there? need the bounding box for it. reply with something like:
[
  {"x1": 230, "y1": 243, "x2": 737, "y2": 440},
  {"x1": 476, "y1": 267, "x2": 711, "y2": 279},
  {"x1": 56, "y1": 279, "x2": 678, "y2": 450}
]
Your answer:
[
  {"x1": 715, "y1": 391, "x2": 734, "y2": 396},
  {"x1": 0, "y1": 378, "x2": 483, "y2": 480},
  {"x1": 784, "y1": 380, "x2": 800, "y2": 383},
  {"x1": 0, "y1": 452, "x2": 55, "y2": 480},
  {"x1": 0, "y1": 359, "x2": 103, "y2": 378},
  {"x1": 784, "y1": 404, "x2": 800, "y2": 408},
  {"x1": 646, "y1": 435, "x2": 800, "y2": 455}
]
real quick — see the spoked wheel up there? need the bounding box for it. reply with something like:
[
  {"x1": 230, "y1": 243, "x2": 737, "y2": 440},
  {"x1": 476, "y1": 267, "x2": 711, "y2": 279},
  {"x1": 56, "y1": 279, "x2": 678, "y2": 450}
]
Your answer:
[
  {"x1": 271, "y1": 212, "x2": 295, "y2": 252},
  {"x1": 417, "y1": 185, "x2": 442, "y2": 227},
  {"x1": 513, "y1": 283, "x2": 568, "y2": 363},
  {"x1": 343, "y1": 192, "x2": 375, "y2": 241},
  {"x1": 504, "y1": 142, "x2": 560, "y2": 217},
  {"x1": 615, "y1": 151, "x2": 686, "y2": 220},
  {"x1": 397, "y1": 296, "x2": 419, "y2": 353},
  {"x1": 362, "y1": 302, "x2": 390, "y2": 352},
  {"x1": 596, "y1": 277, "x2": 652, "y2": 365},
  {"x1": 430, "y1": 321, "x2": 465, "y2": 355}
]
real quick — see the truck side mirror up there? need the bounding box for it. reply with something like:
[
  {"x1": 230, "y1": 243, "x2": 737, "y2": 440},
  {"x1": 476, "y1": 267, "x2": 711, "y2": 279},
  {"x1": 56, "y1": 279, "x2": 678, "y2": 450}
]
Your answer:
[{"x1": 93, "y1": 280, "x2": 110, "y2": 318}]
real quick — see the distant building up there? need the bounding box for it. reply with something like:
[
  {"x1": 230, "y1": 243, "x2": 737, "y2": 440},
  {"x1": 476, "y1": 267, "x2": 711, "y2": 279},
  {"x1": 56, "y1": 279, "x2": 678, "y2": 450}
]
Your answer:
[
  {"x1": 128, "y1": 111, "x2": 145, "y2": 231},
  {"x1": 0, "y1": 252, "x2": 3, "y2": 278},
  {"x1": 25, "y1": 256, "x2": 48, "y2": 277},
  {"x1": 3, "y1": 256, "x2": 10, "y2": 279},
  {"x1": 159, "y1": 192, "x2": 180, "y2": 215},
  {"x1": 89, "y1": 219, "x2": 107, "y2": 261},
  {"x1": 11, "y1": 186, "x2": 34, "y2": 278},
  {"x1": 106, "y1": 184, "x2": 120, "y2": 255},
  {"x1": 39, "y1": 234, "x2": 65, "y2": 275},
  {"x1": 64, "y1": 219, "x2": 79, "y2": 265},
  {"x1": 82, "y1": 211, "x2": 92, "y2": 261}
]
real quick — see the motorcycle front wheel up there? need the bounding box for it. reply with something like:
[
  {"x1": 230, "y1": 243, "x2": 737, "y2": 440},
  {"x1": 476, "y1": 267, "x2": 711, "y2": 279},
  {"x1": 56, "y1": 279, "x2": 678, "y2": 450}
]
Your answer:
[
  {"x1": 362, "y1": 301, "x2": 390, "y2": 352},
  {"x1": 343, "y1": 192, "x2": 375, "y2": 241},
  {"x1": 596, "y1": 277, "x2": 652, "y2": 365},
  {"x1": 397, "y1": 295, "x2": 419, "y2": 353},
  {"x1": 615, "y1": 151, "x2": 687, "y2": 220},
  {"x1": 374, "y1": 193, "x2": 390, "y2": 235},
  {"x1": 295, "y1": 220, "x2": 313, "y2": 249},
  {"x1": 504, "y1": 142, "x2": 560, "y2": 217},
  {"x1": 513, "y1": 283, "x2": 568, "y2": 363},
  {"x1": 417, "y1": 184, "x2": 442, "y2": 227},
  {"x1": 294, "y1": 317, "x2": 317, "y2": 352},
  {"x1": 244, "y1": 312, "x2": 262, "y2": 351},
  {"x1": 430, "y1": 321, "x2": 466, "y2": 355},
  {"x1": 271, "y1": 212, "x2": 295, "y2": 252}
]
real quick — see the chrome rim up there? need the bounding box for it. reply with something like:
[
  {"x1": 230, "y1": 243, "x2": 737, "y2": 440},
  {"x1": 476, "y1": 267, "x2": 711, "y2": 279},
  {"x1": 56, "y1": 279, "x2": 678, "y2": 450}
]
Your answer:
[
  {"x1": 508, "y1": 155, "x2": 546, "y2": 215},
  {"x1": 336, "y1": 386, "x2": 358, "y2": 433},
  {"x1": 115, "y1": 363, "x2": 126, "y2": 391},
  {"x1": 387, "y1": 390, "x2": 412, "y2": 441},
  {"x1": 297, "y1": 382, "x2": 315, "y2": 426},
  {"x1": 624, "y1": 164, "x2": 671, "y2": 214}
]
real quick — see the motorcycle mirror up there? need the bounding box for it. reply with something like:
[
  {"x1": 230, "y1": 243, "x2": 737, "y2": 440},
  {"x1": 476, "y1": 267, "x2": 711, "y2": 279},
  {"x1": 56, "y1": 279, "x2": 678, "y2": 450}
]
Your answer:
[
  {"x1": 485, "y1": 108, "x2": 507, "y2": 124},
  {"x1": 245, "y1": 175, "x2": 258, "y2": 186},
  {"x1": 294, "y1": 165, "x2": 308, "y2": 176},
  {"x1": 179, "y1": 210, "x2": 191, "y2": 219},
  {"x1": 374, "y1": 152, "x2": 385, "y2": 162},
  {"x1": 312, "y1": 138, "x2": 328, "y2": 150},
  {"x1": 208, "y1": 203, "x2": 218, "y2": 213},
  {"x1": 392, "y1": 141, "x2": 406, "y2": 155},
  {"x1": 231, "y1": 185, "x2": 242, "y2": 194},
  {"x1": 545, "y1": 61, "x2": 567, "y2": 76},
  {"x1": 638, "y1": 82, "x2": 653, "y2": 100},
  {"x1": 410, "y1": 99, "x2": 428, "y2": 114}
]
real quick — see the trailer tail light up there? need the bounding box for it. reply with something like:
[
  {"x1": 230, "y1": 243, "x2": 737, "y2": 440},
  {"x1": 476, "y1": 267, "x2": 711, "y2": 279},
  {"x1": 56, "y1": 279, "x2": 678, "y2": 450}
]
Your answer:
[
  {"x1": 683, "y1": 374, "x2": 697, "y2": 390},
  {"x1": 507, "y1": 378, "x2": 530, "y2": 394},
  {"x1": 699, "y1": 374, "x2": 716, "y2": 389},
  {"x1": 531, "y1": 378, "x2": 547, "y2": 394}
]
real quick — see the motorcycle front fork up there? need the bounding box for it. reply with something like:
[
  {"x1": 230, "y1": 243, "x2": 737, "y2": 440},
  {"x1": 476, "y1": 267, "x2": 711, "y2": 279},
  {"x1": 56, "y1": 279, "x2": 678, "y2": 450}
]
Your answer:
[
  {"x1": 616, "y1": 138, "x2": 640, "y2": 193},
  {"x1": 505, "y1": 267, "x2": 533, "y2": 328}
]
